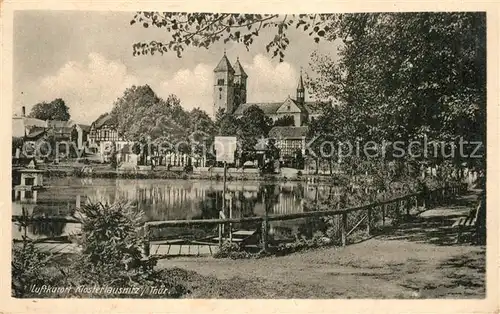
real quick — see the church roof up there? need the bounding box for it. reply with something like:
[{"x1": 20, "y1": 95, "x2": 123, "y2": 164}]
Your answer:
[
  {"x1": 233, "y1": 58, "x2": 247, "y2": 78},
  {"x1": 234, "y1": 99, "x2": 329, "y2": 116},
  {"x1": 233, "y1": 102, "x2": 283, "y2": 115},
  {"x1": 214, "y1": 54, "x2": 235, "y2": 73}
]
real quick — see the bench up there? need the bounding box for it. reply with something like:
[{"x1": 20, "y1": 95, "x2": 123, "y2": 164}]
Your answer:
[{"x1": 452, "y1": 197, "x2": 485, "y2": 244}]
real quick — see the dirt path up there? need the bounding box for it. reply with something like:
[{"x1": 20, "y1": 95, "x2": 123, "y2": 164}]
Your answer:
[{"x1": 157, "y1": 191, "x2": 486, "y2": 298}]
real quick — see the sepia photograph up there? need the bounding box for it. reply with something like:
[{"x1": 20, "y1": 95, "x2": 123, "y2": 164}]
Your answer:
[{"x1": 4, "y1": 3, "x2": 493, "y2": 306}]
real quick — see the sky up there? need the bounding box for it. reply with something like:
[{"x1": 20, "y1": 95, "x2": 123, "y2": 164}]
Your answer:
[{"x1": 14, "y1": 11, "x2": 340, "y2": 124}]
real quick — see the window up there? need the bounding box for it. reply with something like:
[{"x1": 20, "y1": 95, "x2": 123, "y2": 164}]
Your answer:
[
  {"x1": 24, "y1": 177, "x2": 34, "y2": 186},
  {"x1": 287, "y1": 105, "x2": 291, "y2": 110},
  {"x1": 217, "y1": 79, "x2": 225, "y2": 85},
  {"x1": 25, "y1": 191, "x2": 33, "y2": 199}
]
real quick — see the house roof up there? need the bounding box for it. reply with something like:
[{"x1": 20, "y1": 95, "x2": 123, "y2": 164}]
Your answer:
[
  {"x1": 26, "y1": 127, "x2": 46, "y2": 139},
  {"x1": 47, "y1": 120, "x2": 74, "y2": 128},
  {"x1": 93, "y1": 113, "x2": 117, "y2": 128},
  {"x1": 269, "y1": 126, "x2": 309, "y2": 139},
  {"x1": 12, "y1": 117, "x2": 47, "y2": 137},
  {"x1": 233, "y1": 58, "x2": 247, "y2": 78},
  {"x1": 214, "y1": 54, "x2": 235, "y2": 73}
]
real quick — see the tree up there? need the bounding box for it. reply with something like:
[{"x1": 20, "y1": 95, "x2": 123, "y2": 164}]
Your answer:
[
  {"x1": 28, "y1": 98, "x2": 70, "y2": 121},
  {"x1": 214, "y1": 108, "x2": 239, "y2": 136},
  {"x1": 12, "y1": 137, "x2": 24, "y2": 156},
  {"x1": 110, "y1": 85, "x2": 191, "y2": 145},
  {"x1": 238, "y1": 105, "x2": 273, "y2": 154},
  {"x1": 273, "y1": 115, "x2": 295, "y2": 127},
  {"x1": 130, "y1": 13, "x2": 332, "y2": 62},
  {"x1": 308, "y1": 12, "x2": 486, "y2": 178},
  {"x1": 188, "y1": 107, "x2": 216, "y2": 157},
  {"x1": 110, "y1": 85, "x2": 218, "y2": 163},
  {"x1": 130, "y1": 12, "x2": 486, "y2": 179}
]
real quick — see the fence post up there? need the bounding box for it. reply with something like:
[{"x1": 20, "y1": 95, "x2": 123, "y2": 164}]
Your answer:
[
  {"x1": 261, "y1": 216, "x2": 269, "y2": 252},
  {"x1": 218, "y1": 222, "x2": 223, "y2": 248},
  {"x1": 406, "y1": 197, "x2": 411, "y2": 217},
  {"x1": 394, "y1": 201, "x2": 401, "y2": 226},
  {"x1": 341, "y1": 212, "x2": 347, "y2": 246},
  {"x1": 366, "y1": 205, "x2": 372, "y2": 236},
  {"x1": 382, "y1": 204, "x2": 386, "y2": 226},
  {"x1": 143, "y1": 224, "x2": 150, "y2": 257}
]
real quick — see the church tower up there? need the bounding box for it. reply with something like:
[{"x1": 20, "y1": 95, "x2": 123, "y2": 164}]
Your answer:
[
  {"x1": 233, "y1": 57, "x2": 248, "y2": 110},
  {"x1": 296, "y1": 69, "x2": 305, "y2": 105},
  {"x1": 213, "y1": 52, "x2": 235, "y2": 116}
]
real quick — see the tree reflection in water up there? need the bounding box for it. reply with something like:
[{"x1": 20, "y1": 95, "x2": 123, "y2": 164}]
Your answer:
[{"x1": 13, "y1": 178, "x2": 342, "y2": 241}]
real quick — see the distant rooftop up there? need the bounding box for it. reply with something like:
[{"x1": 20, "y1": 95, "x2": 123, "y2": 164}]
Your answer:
[{"x1": 269, "y1": 126, "x2": 309, "y2": 139}]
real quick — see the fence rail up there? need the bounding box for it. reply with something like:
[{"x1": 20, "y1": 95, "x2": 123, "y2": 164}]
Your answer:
[
  {"x1": 12, "y1": 182, "x2": 467, "y2": 257},
  {"x1": 142, "y1": 183, "x2": 467, "y2": 255}
]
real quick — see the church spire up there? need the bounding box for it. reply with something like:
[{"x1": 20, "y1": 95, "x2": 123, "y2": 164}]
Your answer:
[
  {"x1": 214, "y1": 51, "x2": 234, "y2": 73},
  {"x1": 296, "y1": 67, "x2": 305, "y2": 104},
  {"x1": 233, "y1": 57, "x2": 248, "y2": 78}
]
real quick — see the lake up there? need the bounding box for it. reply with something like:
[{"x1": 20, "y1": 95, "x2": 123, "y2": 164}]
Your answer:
[{"x1": 12, "y1": 178, "x2": 342, "y2": 241}]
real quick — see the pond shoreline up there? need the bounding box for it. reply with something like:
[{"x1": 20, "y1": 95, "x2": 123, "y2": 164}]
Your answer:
[{"x1": 41, "y1": 166, "x2": 346, "y2": 184}]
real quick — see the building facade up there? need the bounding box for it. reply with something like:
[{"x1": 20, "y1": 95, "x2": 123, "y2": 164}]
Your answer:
[
  {"x1": 268, "y1": 126, "x2": 308, "y2": 158},
  {"x1": 72, "y1": 124, "x2": 90, "y2": 150},
  {"x1": 213, "y1": 54, "x2": 329, "y2": 164},
  {"x1": 88, "y1": 113, "x2": 129, "y2": 160},
  {"x1": 213, "y1": 53, "x2": 329, "y2": 127}
]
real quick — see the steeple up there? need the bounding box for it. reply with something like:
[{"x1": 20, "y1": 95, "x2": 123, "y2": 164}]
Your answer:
[
  {"x1": 296, "y1": 68, "x2": 305, "y2": 104},
  {"x1": 233, "y1": 56, "x2": 248, "y2": 108},
  {"x1": 213, "y1": 52, "x2": 236, "y2": 116},
  {"x1": 233, "y1": 57, "x2": 248, "y2": 78},
  {"x1": 214, "y1": 51, "x2": 235, "y2": 73}
]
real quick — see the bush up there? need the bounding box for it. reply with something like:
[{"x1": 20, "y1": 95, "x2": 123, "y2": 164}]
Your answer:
[
  {"x1": 11, "y1": 241, "x2": 53, "y2": 297},
  {"x1": 11, "y1": 207, "x2": 55, "y2": 297},
  {"x1": 213, "y1": 241, "x2": 254, "y2": 259},
  {"x1": 72, "y1": 202, "x2": 149, "y2": 277},
  {"x1": 13, "y1": 202, "x2": 189, "y2": 298},
  {"x1": 62, "y1": 202, "x2": 188, "y2": 297}
]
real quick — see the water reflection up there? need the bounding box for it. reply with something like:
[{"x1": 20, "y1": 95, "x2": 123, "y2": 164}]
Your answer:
[{"x1": 12, "y1": 178, "x2": 342, "y2": 241}]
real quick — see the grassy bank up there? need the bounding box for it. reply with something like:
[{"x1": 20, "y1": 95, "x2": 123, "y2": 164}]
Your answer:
[
  {"x1": 161, "y1": 241, "x2": 485, "y2": 299},
  {"x1": 156, "y1": 190, "x2": 486, "y2": 298}
]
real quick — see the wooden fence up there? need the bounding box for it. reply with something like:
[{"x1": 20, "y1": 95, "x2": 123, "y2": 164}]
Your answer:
[
  {"x1": 11, "y1": 183, "x2": 467, "y2": 256},
  {"x1": 142, "y1": 183, "x2": 467, "y2": 256}
]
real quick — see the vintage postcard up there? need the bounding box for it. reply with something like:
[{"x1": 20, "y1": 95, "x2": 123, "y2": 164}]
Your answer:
[{"x1": 1, "y1": 0, "x2": 498, "y2": 313}]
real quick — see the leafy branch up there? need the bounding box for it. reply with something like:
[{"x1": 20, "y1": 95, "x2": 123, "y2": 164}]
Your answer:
[{"x1": 130, "y1": 13, "x2": 334, "y2": 61}]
